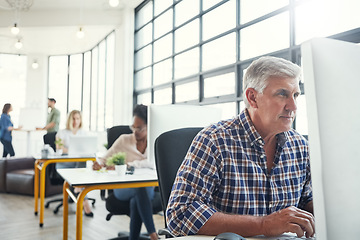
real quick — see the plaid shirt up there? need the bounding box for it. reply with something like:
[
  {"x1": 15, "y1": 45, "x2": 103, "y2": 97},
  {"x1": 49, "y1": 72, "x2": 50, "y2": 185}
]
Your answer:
[{"x1": 166, "y1": 109, "x2": 312, "y2": 236}]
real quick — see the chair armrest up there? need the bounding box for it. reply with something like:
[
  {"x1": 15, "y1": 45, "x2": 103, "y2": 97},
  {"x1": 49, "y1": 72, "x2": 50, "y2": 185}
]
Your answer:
[
  {"x1": 0, "y1": 159, "x2": 6, "y2": 192},
  {"x1": 158, "y1": 228, "x2": 175, "y2": 238},
  {"x1": 6, "y1": 157, "x2": 36, "y2": 172}
]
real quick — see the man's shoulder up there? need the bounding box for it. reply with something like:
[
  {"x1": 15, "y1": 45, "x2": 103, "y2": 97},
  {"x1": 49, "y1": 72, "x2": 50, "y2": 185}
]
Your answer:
[
  {"x1": 284, "y1": 129, "x2": 308, "y2": 146},
  {"x1": 201, "y1": 116, "x2": 243, "y2": 139},
  {"x1": 53, "y1": 108, "x2": 60, "y2": 114}
]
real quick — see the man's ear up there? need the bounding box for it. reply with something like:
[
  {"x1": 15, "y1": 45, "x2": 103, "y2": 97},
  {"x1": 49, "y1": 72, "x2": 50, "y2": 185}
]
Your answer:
[{"x1": 245, "y1": 88, "x2": 258, "y2": 108}]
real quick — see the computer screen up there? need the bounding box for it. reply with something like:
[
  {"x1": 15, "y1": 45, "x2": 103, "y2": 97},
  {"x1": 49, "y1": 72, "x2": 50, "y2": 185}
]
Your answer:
[
  {"x1": 147, "y1": 104, "x2": 222, "y2": 167},
  {"x1": 301, "y1": 38, "x2": 360, "y2": 239}
]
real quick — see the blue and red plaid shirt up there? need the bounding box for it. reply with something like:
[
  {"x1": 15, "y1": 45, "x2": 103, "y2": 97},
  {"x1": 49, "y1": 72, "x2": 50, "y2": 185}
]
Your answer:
[{"x1": 166, "y1": 109, "x2": 312, "y2": 236}]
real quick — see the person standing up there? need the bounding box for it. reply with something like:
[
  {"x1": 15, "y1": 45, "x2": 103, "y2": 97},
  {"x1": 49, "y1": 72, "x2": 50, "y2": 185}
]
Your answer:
[
  {"x1": 37, "y1": 98, "x2": 60, "y2": 132},
  {"x1": 0, "y1": 103, "x2": 22, "y2": 157}
]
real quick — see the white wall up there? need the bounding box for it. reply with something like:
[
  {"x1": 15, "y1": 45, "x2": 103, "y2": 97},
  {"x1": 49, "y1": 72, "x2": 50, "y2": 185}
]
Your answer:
[
  {"x1": 9, "y1": 54, "x2": 48, "y2": 157},
  {"x1": 112, "y1": 7, "x2": 136, "y2": 126},
  {"x1": 11, "y1": 7, "x2": 136, "y2": 157}
]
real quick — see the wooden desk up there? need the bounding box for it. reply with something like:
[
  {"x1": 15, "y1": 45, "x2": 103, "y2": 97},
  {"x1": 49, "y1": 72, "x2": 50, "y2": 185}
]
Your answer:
[
  {"x1": 57, "y1": 168, "x2": 159, "y2": 240},
  {"x1": 33, "y1": 155, "x2": 96, "y2": 227}
]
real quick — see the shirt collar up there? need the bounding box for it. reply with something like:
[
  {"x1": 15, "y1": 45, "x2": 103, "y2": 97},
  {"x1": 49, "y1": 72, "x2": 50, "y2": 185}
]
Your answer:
[
  {"x1": 239, "y1": 109, "x2": 263, "y2": 146},
  {"x1": 239, "y1": 109, "x2": 289, "y2": 147}
]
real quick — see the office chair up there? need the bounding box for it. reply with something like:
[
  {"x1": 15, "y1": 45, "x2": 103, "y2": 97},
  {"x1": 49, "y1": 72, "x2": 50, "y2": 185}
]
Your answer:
[
  {"x1": 154, "y1": 127, "x2": 203, "y2": 238},
  {"x1": 43, "y1": 132, "x2": 95, "y2": 214},
  {"x1": 100, "y1": 125, "x2": 133, "y2": 200}
]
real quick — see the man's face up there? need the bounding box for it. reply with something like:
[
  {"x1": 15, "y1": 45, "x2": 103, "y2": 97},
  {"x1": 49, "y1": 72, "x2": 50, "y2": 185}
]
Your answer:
[
  {"x1": 48, "y1": 100, "x2": 51, "y2": 108},
  {"x1": 252, "y1": 76, "x2": 300, "y2": 136}
]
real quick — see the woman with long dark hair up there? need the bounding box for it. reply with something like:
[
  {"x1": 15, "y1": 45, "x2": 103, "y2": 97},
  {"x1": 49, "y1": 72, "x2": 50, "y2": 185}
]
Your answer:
[{"x1": 0, "y1": 103, "x2": 22, "y2": 157}]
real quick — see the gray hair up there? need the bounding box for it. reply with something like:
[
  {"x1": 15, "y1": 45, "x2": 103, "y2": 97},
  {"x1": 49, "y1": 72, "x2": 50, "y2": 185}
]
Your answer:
[{"x1": 242, "y1": 56, "x2": 301, "y2": 108}]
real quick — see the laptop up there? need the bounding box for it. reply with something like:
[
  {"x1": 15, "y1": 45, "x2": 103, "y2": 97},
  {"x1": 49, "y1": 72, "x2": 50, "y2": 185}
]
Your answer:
[{"x1": 67, "y1": 135, "x2": 98, "y2": 156}]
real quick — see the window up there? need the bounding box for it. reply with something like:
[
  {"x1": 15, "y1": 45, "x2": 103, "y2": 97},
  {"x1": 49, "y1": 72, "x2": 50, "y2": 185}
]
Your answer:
[
  {"x1": 240, "y1": 0, "x2": 288, "y2": 24},
  {"x1": 154, "y1": 34, "x2": 172, "y2": 63},
  {"x1": 154, "y1": 9, "x2": 173, "y2": 39},
  {"x1": 134, "y1": 0, "x2": 360, "y2": 128},
  {"x1": 295, "y1": 0, "x2": 360, "y2": 45},
  {"x1": 154, "y1": 87, "x2": 172, "y2": 104},
  {"x1": 0, "y1": 54, "x2": 27, "y2": 123},
  {"x1": 48, "y1": 55, "x2": 68, "y2": 128},
  {"x1": 175, "y1": 0, "x2": 199, "y2": 27},
  {"x1": 175, "y1": 19, "x2": 199, "y2": 53},
  {"x1": 48, "y1": 31, "x2": 115, "y2": 131},
  {"x1": 176, "y1": 81, "x2": 199, "y2": 103},
  {"x1": 202, "y1": 32, "x2": 236, "y2": 71},
  {"x1": 202, "y1": 0, "x2": 236, "y2": 41},
  {"x1": 174, "y1": 47, "x2": 199, "y2": 79},
  {"x1": 204, "y1": 72, "x2": 235, "y2": 98},
  {"x1": 68, "y1": 54, "x2": 83, "y2": 111},
  {"x1": 82, "y1": 51, "x2": 91, "y2": 130},
  {"x1": 153, "y1": 59, "x2": 172, "y2": 86},
  {"x1": 240, "y1": 12, "x2": 290, "y2": 60}
]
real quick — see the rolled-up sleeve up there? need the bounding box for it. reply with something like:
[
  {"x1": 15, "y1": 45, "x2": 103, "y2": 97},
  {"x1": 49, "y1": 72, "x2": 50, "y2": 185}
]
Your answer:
[
  {"x1": 166, "y1": 131, "x2": 221, "y2": 236},
  {"x1": 298, "y1": 159, "x2": 313, "y2": 209}
]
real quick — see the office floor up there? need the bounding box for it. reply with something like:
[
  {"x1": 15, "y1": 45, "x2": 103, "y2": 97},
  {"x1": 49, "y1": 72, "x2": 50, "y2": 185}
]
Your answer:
[{"x1": 0, "y1": 190, "x2": 165, "y2": 240}]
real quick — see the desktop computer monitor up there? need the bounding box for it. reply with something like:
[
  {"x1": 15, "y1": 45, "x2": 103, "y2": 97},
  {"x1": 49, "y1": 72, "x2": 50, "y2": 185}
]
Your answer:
[
  {"x1": 301, "y1": 38, "x2": 360, "y2": 239},
  {"x1": 147, "y1": 104, "x2": 222, "y2": 167}
]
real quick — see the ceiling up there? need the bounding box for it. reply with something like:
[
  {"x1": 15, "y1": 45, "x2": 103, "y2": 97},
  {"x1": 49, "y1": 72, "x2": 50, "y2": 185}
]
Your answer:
[{"x1": 0, "y1": 0, "x2": 143, "y2": 55}]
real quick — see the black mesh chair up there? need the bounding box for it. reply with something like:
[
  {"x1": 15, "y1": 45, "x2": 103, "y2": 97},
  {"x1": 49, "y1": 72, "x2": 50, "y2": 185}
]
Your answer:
[
  {"x1": 43, "y1": 132, "x2": 95, "y2": 214},
  {"x1": 104, "y1": 125, "x2": 163, "y2": 240},
  {"x1": 154, "y1": 127, "x2": 202, "y2": 238}
]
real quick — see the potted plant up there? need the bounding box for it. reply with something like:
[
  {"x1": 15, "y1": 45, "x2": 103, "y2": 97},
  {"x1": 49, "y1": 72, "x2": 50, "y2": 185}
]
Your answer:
[
  {"x1": 54, "y1": 138, "x2": 64, "y2": 155},
  {"x1": 106, "y1": 152, "x2": 126, "y2": 176}
]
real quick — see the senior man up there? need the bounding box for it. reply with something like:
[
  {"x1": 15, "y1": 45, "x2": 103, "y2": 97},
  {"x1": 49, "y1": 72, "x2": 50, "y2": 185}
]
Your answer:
[{"x1": 166, "y1": 56, "x2": 315, "y2": 238}]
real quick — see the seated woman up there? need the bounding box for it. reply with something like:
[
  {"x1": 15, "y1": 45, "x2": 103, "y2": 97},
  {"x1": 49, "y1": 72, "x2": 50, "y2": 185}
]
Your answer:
[
  {"x1": 93, "y1": 104, "x2": 158, "y2": 240},
  {"x1": 55, "y1": 110, "x2": 94, "y2": 217}
]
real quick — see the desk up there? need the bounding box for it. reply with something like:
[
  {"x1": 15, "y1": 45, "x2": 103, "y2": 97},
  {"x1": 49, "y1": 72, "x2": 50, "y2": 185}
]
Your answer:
[
  {"x1": 58, "y1": 168, "x2": 158, "y2": 240},
  {"x1": 33, "y1": 155, "x2": 96, "y2": 227},
  {"x1": 172, "y1": 232, "x2": 305, "y2": 239}
]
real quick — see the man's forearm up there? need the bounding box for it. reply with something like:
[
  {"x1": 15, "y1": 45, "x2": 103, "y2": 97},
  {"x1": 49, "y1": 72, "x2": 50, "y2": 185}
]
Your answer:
[
  {"x1": 44, "y1": 122, "x2": 55, "y2": 130},
  {"x1": 198, "y1": 206, "x2": 315, "y2": 238},
  {"x1": 197, "y1": 212, "x2": 263, "y2": 237}
]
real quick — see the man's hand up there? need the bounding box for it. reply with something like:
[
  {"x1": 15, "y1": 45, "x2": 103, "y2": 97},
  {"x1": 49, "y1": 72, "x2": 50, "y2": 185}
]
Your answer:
[
  {"x1": 92, "y1": 161, "x2": 103, "y2": 170},
  {"x1": 261, "y1": 206, "x2": 315, "y2": 238}
]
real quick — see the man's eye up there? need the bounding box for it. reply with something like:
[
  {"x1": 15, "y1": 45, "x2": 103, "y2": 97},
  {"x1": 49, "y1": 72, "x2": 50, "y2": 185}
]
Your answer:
[{"x1": 278, "y1": 91, "x2": 287, "y2": 97}]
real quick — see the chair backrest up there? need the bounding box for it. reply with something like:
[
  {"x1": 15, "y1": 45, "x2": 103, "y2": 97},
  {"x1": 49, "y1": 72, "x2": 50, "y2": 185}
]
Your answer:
[
  {"x1": 107, "y1": 125, "x2": 132, "y2": 149},
  {"x1": 43, "y1": 131, "x2": 57, "y2": 152},
  {"x1": 43, "y1": 131, "x2": 63, "y2": 185},
  {"x1": 154, "y1": 127, "x2": 202, "y2": 220}
]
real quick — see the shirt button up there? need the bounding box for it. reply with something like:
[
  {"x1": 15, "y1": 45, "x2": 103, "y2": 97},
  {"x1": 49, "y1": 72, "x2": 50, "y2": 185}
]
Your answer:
[{"x1": 260, "y1": 154, "x2": 265, "y2": 158}]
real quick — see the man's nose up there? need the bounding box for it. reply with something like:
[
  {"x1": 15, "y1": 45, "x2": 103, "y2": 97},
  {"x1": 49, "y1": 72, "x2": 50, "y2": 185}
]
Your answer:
[{"x1": 285, "y1": 97, "x2": 297, "y2": 112}]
